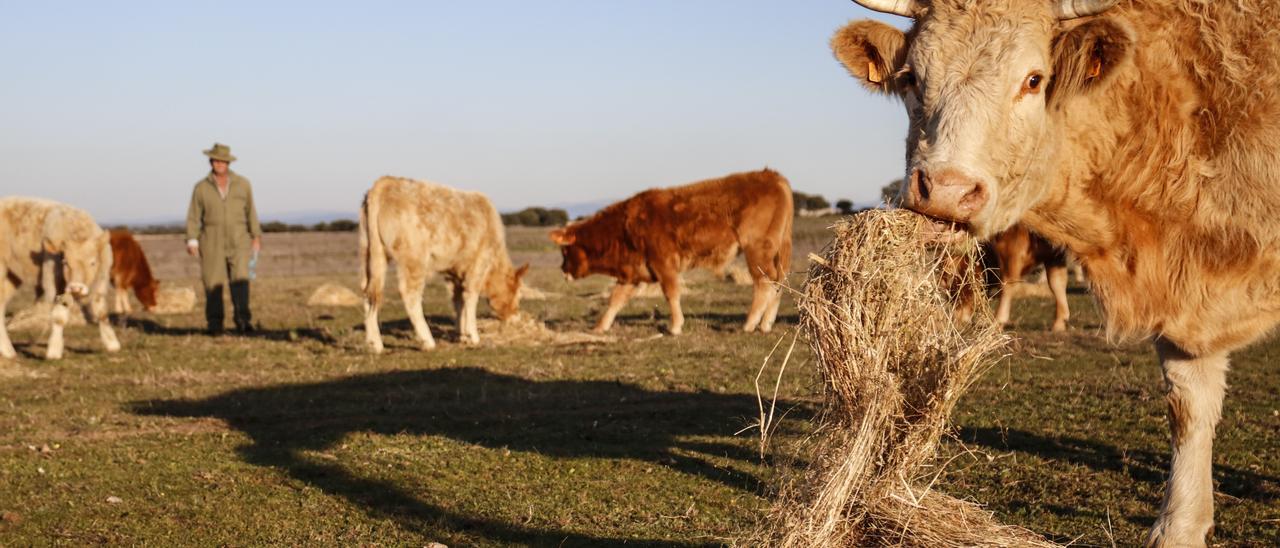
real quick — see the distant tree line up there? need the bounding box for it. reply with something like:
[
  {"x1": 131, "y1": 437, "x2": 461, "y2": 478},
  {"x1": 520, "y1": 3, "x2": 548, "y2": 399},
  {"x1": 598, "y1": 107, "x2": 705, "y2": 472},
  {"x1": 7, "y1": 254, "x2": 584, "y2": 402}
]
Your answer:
[
  {"x1": 501, "y1": 207, "x2": 569, "y2": 227},
  {"x1": 119, "y1": 219, "x2": 361, "y2": 235}
]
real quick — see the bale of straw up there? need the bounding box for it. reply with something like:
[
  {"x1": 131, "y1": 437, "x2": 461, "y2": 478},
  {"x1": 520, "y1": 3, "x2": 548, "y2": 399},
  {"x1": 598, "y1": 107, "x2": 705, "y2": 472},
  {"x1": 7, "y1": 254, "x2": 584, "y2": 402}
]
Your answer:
[
  {"x1": 306, "y1": 283, "x2": 362, "y2": 307},
  {"x1": 753, "y1": 209, "x2": 1057, "y2": 547},
  {"x1": 724, "y1": 263, "x2": 755, "y2": 286},
  {"x1": 153, "y1": 287, "x2": 197, "y2": 314},
  {"x1": 6, "y1": 301, "x2": 86, "y2": 332}
]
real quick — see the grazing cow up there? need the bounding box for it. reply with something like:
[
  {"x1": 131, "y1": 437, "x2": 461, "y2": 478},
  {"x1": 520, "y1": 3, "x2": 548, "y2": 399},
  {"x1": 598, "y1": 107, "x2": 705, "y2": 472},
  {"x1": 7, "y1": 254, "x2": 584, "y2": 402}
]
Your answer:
[
  {"x1": 987, "y1": 224, "x2": 1070, "y2": 331},
  {"x1": 360, "y1": 176, "x2": 529, "y2": 353},
  {"x1": 833, "y1": 0, "x2": 1280, "y2": 544},
  {"x1": 0, "y1": 198, "x2": 121, "y2": 359},
  {"x1": 108, "y1": 229, "x2": 159, "y2": 315},
  {"x1": 550, "y1": 168, "x2": 793, "y2": 335}
]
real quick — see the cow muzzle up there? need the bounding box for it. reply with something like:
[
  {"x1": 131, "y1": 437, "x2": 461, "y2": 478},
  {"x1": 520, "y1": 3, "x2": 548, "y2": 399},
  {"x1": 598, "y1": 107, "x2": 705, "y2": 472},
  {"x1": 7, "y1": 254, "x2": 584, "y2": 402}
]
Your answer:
[
  {"x1": 902, "y1": 168, "x2": 988, "y2": 228},
  {"x1": 66, "y1": 282, "x2": 89, "y2": 297}
]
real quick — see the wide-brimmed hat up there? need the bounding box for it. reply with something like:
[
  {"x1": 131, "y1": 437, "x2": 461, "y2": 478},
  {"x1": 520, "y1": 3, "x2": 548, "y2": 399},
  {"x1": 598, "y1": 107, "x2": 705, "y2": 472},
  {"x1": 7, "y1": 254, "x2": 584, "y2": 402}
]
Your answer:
[{"x1": 203, "y1": 143, "x2": 237, "y2": 163}]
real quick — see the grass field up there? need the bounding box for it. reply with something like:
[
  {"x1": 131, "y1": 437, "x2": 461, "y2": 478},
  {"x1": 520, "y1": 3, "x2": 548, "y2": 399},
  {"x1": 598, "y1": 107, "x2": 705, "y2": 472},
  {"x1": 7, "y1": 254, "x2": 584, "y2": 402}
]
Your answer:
[{"x1": 1, "y1": 217, "x2": 1276, "y2": 546}]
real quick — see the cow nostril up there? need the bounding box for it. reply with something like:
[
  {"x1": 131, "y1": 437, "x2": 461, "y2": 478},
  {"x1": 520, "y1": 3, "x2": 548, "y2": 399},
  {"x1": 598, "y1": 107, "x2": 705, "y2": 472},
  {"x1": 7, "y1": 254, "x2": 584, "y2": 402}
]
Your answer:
[
  {"x1": 959, "y1": 183, "x2": 987, "y2": 212},
  {"x1": 915, "y1": 170, "x2": 931, "y2": 200}
]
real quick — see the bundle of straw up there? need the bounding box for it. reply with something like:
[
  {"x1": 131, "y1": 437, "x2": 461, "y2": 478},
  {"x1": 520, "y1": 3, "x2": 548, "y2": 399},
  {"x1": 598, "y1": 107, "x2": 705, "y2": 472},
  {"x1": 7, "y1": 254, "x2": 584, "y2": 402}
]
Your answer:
[{"x1": 754, "y1": 209, "x2": 1057, "y2": 547}]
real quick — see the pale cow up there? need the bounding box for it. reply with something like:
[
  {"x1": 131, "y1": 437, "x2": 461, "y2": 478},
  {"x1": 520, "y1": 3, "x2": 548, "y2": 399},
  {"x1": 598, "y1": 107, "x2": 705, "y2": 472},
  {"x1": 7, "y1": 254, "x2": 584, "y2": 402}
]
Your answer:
[
  {"x1": 834, "y1": 1, "x2": 1280, "y2": 544},
  {"x1": 0, "y1": 198, "x2": 121, "y2": 360},
  {"x1": 360, "y1": 177, "x2": 528, "y2": 353}
]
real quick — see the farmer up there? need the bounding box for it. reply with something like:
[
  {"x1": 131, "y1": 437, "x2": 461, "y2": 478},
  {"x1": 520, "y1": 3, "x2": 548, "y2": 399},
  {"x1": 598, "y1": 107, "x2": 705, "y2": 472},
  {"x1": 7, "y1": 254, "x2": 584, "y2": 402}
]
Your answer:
[{"x1": 185, "y1": 143, "x2": 262, "y2": 335}]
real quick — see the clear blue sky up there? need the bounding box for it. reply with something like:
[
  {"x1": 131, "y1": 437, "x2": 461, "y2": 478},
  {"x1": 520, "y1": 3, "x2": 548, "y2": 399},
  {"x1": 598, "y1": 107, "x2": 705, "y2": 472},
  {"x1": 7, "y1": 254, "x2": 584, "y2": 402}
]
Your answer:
[{"x1": 0, "y1": 1, "x2": 908, "y2": 223}]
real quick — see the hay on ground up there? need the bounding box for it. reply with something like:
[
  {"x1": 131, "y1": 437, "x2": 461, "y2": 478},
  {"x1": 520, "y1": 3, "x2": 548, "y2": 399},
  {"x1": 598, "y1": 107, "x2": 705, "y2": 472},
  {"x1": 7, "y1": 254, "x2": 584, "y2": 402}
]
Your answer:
[
  {"x1": 724, "y1": 263, "x2": 755, "y2": 286},
  {"x1": 153, "y1": 286, "x2": 197, "y2": 314},
  {"x1": 517, "y1": 284, "x2": 558, "y2": 301},
  {"x1": 6, "y1": 301, "x2": 86, "y2": 332},
  {"x1": 307, "y1": 283, "x2": 362, "y2": 307},
  {"x1": 753, "y1": 209, "x2": 1057, "y2": 547},
  {"x1": 477, "y1": 313, "x2": 615, "y2": 346}
]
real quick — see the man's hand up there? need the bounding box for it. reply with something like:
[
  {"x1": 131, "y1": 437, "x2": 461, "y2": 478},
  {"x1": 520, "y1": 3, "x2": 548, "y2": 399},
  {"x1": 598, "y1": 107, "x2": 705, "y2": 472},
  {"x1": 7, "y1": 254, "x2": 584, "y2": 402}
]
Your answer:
[
  {"x1": 251, "y1": 237, "x2": 262, "y2": 254},
  {"x1": 186, "y1": 239, "x2": 199, "y2": 256}
]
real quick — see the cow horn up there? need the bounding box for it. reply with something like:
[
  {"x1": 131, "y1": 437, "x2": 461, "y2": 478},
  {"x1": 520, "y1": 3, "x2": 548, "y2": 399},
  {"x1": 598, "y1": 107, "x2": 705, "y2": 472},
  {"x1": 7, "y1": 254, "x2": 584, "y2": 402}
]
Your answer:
[
  {"x1": 849, "y1": 0, "x2": 921, "y2": 18},
  {"x1": 1054, "y1": 0, "x2": 1117, "y2": 19}
]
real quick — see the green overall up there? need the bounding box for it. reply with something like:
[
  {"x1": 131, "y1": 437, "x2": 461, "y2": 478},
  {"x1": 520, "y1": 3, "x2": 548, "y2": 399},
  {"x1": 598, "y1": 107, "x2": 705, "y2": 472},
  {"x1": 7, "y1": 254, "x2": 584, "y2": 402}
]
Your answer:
[{"x1": 185, "y1": 171, "x2": 262, "y2": 331}]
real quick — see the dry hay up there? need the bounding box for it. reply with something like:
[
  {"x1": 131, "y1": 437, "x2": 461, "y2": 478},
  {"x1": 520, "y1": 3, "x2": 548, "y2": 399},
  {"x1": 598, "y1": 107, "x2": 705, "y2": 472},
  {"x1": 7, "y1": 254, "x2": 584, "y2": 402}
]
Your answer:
[
  {"x1": 307, "y1": 283, "x2": 362, "y2": 307},
  {"x1": 477, "y1": 312, "x2": 614, "y2": 346},
  {"x1": 517, "y1": 284, "x2": 559, "y2": 301},
  {"x1": 153, "y1": 286, "x2": 197, "y2": 314},
  {"x1": 6, "y1": 301, "x2": 86, "y2": 332},
  {"x1": 753, "y1": 209, "x2": 1057, "y2": 547},
  {"x1": 724, "y1": 263, "x2": 755, "y2": 286}
]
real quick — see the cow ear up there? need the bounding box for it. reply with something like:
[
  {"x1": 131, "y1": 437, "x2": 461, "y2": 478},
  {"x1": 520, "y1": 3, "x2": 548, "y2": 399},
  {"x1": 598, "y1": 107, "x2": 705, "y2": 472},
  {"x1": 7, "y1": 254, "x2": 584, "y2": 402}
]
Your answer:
[
  {"x1": 549, "y1": 228, "x2": 575, "y2": 245},
  {"x1": 514, "y1": 263, "x2": 530, "y2": 281},
  {"x1": 1049, "y1": 18, "x2": 1134, "y2": 105},
  {"x1": 42, "y1": 237, "x2": 62, "y2": 254},
  {"x1": 831, "y1": 20, "x2": 909, "y2": 95}
]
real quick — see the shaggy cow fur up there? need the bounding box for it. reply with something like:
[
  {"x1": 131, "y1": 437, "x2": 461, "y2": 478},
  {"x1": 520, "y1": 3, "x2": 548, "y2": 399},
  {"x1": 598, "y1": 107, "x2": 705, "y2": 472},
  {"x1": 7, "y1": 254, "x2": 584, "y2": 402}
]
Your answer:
[
  {"x1": 833, "y1": 1, "x2": 1280, "y2": 545},
  {"x1": 0, "y1": 198, "x2": 121, "y2": 360},
  {"x1": 550, "y1": 168, "x2": 793, "y2": 335},
  {"x1": 109, "y1": 229, "x2": 159, "y2": 315},
  {"x1": 360, "y1": 176, "x2": 528, "y2": 353}
]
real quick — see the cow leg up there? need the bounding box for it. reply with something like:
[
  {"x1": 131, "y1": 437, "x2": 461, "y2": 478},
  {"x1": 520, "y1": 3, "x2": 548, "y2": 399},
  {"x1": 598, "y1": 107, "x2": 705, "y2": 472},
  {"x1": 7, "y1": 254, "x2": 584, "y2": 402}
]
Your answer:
[
  {"x1": 0, "y1": 273, "x2": 16, "y2": 359},
  {"x1": 743, "y1": 245, "x2": 782, "y2": 332},
  {"x1": 462, "y1": 288, "x2": 480, "y2": 345},
  {"x1": 1047, "y1": 263, "x2": 1070, "y2": 332},
  {"x1": 363, "y1": 292, "x2": 385, "y2": 355},
  {"x1": 397, "y1": 266, "x2": 435, "y2": 351},
  {"x1": 994, "y1": 254, "x2": 1026, "y2": 329},
  {"x1": 660, "y1": 274, "x2": 685, "y2": 335},
  {"x1": 46, "y1": 294, "x2": 72, "y2": 360},
  {"x1": 89, "y1": 278, "x2": 120, "y2": 353},
  {"x1": 450, "y1": 282, "x2": 465, "y2": 331},
  {"x1": 760, "y1": 286, "x2": 784, "y2": 333},
  {"x1": 1147, "y1": 339, "x2": 1227, "y2": 548},
  {"x1": 594, "y1": 282, "x2": 636, "y2": 333}
]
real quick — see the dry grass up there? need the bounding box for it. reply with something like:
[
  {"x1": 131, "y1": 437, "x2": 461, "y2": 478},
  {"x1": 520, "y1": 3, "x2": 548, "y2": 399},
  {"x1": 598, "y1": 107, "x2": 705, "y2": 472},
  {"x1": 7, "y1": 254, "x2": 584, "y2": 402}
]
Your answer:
[
  {"x1": 753, "y1": 210, "x2": 1057, "y2": 547},
  {"x1": 476, "y1": 312, "x2": 616, "y2": 346}
]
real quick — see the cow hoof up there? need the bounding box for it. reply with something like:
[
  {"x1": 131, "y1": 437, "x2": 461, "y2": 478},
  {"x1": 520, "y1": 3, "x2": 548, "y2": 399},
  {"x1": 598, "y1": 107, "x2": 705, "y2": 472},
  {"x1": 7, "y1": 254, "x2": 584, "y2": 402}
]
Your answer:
[
  {"x1": 105, "y1": 341, "x2": 121, "y2": 353},
  {"x1": 591, "y1": 326, "x2": 609, "y2": 335},
  {"x1": 760, "y1": 324, "x2": 774, "y2": 334},
  {"x1": 668, "y1": 326, "x2": 683, "y2": 336},
  {"x1": 1051, "y1": 321, "x2": 1068, "y2": 332},
  {"x1": 419, "y1": 342, "x2": 437, "y2": 351},
  {"x1": 1146, "y1": 519, "x2": 1211, "y2": 548},
  {"x1": 46, "y1": 348, "x2": 63, "y2": 360}
]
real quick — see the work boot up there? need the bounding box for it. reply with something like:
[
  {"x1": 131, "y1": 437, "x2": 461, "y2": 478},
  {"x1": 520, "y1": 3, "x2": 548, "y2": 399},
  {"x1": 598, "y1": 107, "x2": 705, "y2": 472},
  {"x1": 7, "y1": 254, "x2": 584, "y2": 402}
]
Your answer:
[
  {"x1": 230, "y1": 280, "x2": 253, "y2": 334},
  {"x1": 205, "y1": 285, "x2": 225, "y2": 336}
]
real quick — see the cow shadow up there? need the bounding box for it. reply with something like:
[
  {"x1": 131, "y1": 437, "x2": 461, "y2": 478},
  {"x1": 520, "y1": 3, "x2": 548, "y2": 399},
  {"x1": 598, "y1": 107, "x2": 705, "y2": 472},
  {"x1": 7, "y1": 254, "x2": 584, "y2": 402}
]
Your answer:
[
  {"x1": 958, "y1": 426, "x2": 1279, "y2": 504},
  {"x1": 121, "y1": 317, "x2": 339, "y2": 345},
  {"x1": 132, "y1": 367, "x2": 797, "y2": 545}
]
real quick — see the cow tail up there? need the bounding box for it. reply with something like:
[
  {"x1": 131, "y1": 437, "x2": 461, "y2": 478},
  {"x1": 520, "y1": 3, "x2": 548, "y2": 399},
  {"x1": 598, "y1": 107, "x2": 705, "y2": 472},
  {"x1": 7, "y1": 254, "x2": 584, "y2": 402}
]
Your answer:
[
  {"x1": 775, "y1": 175, "x2": 795, "y2": 282},
  {"x1": 360, "y1": 186, "x2": 386, "y2": 309}
]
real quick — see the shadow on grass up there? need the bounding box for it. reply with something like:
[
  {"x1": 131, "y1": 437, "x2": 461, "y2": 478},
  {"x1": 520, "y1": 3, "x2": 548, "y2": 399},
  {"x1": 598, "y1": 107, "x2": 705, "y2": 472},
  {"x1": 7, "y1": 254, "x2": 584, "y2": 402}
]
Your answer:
[
  {"x1": 132, "y1": 366, "x2": 794, "y2": 545},
  {"x1": 959, "y1": 426, "x2": 1279, "y2": 504},
  {"x1": 122, "y1": 317, "x2": 338, "y2": 345}
]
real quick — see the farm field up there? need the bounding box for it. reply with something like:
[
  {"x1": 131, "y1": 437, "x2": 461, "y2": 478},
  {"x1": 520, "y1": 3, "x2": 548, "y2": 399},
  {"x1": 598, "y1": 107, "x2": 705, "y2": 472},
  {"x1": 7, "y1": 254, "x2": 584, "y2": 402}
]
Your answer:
[{"x1": 1, "y1": 216, "x2": 1276, "y2": 546}]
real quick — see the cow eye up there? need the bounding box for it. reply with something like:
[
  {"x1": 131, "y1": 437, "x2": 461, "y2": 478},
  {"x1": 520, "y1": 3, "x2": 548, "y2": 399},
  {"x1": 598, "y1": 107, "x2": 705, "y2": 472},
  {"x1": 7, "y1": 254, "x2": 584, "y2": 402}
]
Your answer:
[{"x1": 1022, "y1": 73, "x2": 1044, "y2": 95}]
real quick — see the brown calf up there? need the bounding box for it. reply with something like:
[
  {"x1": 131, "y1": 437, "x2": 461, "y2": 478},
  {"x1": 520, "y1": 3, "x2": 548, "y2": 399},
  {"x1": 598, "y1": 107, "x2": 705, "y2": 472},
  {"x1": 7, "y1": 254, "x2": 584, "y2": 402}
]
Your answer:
[
  {"x1": 109, "y1": 229, "x2": 159, "y2": 315},
  {"x1": 550, "y1": 168, "x2": 793, "y2": 335}
]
